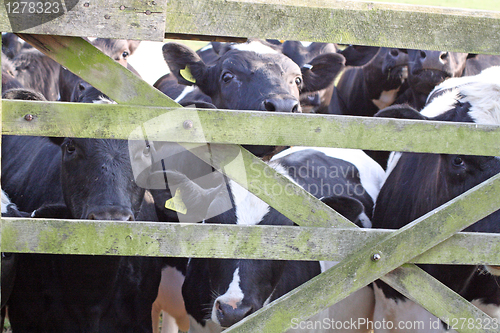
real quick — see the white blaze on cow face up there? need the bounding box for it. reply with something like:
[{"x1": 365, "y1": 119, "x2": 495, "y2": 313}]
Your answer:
[
  {"x1": 231, "y1": 40, "x2": 279, "y2": 55},
  {"x1": 211, "y1": 268, "x2": 244, "y2": 325},
  {"x1": 423, "y1": 66, "x2": 500, "y2": 123},
  {"x1": 1, "y1": 190, "x2": 12, "y2": 214},
  {"x1": 229, "y1": 180, "x2": 270, "y2": 226},
  {"x1": 174, "y1": 85, "x2": 196, "y2": 103}
]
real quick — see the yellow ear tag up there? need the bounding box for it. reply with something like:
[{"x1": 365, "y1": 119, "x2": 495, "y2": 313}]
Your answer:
[
  {"x1": 180, "y1": 65, "x2": 196, "y2": 84},
  {"x1": 165, "y1": 188, "x2": 187, "y2": 214}
]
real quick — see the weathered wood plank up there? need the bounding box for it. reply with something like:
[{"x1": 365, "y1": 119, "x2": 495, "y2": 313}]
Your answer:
[
  {"x1": 16, "y1": 34, "x2": 179, "y2": 107},
  {"x1": 3, "y1": 218, "x2": 500, "y2": 266},
  {"x1": 223, "y1": 172, "x2": 500, "y2": 333},
  {"x1": 4, "y1": 100, "x2": 500, "y2": 156},
  {"x1": 381, "y1": 265, "x2": 495, "y2": 333},
  {"x1": 165, "y1": 0, "x2": 500, "y2": 54},
  {"x1": 1, "y1": 0, "x2": 166, "y2": 41}
]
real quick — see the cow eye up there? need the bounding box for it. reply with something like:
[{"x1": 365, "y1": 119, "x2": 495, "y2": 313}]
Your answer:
[
  {"x1": 222, "y1": 72, "x2": 234, "y2": 83},
  {"x1": 122, "y1": 51, "x2": 129, "y2": 59},
  {"x1": 452, "y1": 156, "x2": 464, "y2": 167},
  {"x1": 295, "y1": 77, "x2": 302, "y2": 86},
  {"x1": 143, "y1": 144, "x2": 150, "y2": 156},
  {"x1": 66, "y1": 141, "x2": 76, "y2": 154}
]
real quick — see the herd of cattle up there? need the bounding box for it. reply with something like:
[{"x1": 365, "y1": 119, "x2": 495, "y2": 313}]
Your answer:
[{"x1": 1, "y1": 33, "x2": 500, "y2": 333}]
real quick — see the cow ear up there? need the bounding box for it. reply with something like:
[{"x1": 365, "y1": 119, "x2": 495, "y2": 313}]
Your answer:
[
  {"x1": 211, "y1": 42, "x2": 223, "y2": 55},
  {"x1": 127, "y1": 40, "x2": 141, "y2": 55},
  {"x1": 374, "y1": 104, "x2": 428, "y2": 120},
  {"x1": 321, "y1": 195, "x2": 364, "y2": 223},
  {"x1": 162, "y1": 42, "x2": 208, "y2": 87},
  {"x1": 301, "y1": 53, "x2": 346, "y2": 93}
]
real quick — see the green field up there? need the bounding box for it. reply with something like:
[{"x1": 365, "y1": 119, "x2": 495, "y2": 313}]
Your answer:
[{"x1": 366, "y1": 0, "x2": 500, "y2": 11}]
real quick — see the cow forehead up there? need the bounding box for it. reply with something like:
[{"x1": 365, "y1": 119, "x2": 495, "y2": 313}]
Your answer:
[
  {"x1": 220, "y1": 51, "x2": 301, "y2": 76},
  {"x1": 231, "y1": 41, "x2": 279, "y2": 54}
]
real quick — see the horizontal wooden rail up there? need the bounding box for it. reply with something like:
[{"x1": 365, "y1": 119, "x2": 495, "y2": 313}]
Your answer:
[
  {"x1": 1, "y1": 0, "x2": 167, "y2": 40},
  {"x1": 3, "y1": 218, "x2": 500, "y2": 265},
  {"x1": 2, "y1": 0, "x2": 500, "y2": 54},
  {"x1": 5, "y1": 100, "x2": 500, "y2": 156},
  {"x1": 164, "y1": 0, "x2": 500, "y2": 54}
]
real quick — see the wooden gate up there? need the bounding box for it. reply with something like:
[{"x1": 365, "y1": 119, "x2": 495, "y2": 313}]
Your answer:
[{"x1": 2, "y1": 1, "x2": 500, "y2": 332}]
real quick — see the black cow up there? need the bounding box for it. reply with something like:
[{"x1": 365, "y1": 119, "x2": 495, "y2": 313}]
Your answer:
[
  {"x1": 339, "y1": 45, "x2": 381, "y2": 67},
  {"x1": 371, "y1": 67, "x2": 500, "y2": 331},
  {"x1": 2, "y1": 52, "x2": 23, "y2": 92},
  {"x1": 164, "y1": 147, "x2": 385, "y2": 332},
  {"x1": 1, "y1": 190, "x2": 30, "y2": 331},
  {"x1": 10, "y1": 48, "x2": 61, "y2": 101},
  {"x1": 327, "y1": 47, "x2": 408, "y2": 117},
  {"x1": 394, "y1": 49, "x2": 468, "y2": 110},
  {"x1": 1, "y1": 33, "x2": 28, "y2": 60},
  {"x1": 2, "y1": 88, "x2": 163, "y2": 332}
]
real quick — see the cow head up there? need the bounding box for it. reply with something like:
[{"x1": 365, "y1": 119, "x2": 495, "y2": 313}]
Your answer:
[
  {"x1": 167, "y1": 168, "x2": 367, "y2": 329},
  {"x1": 92, "y1": 38, "x2": 140, "y2": 68},
  {"x1": 162, "y1": 39, "x2": 345, "y2": 113},
  {"x1": 407, "y1": 49, "x2": 468, "y2": 95},
  {"x1": 48, "y1": 88, "x2": 145, "y2": 220},
  {"x1": 281, "y1": 41, "x2": 339, "y2": 113}
]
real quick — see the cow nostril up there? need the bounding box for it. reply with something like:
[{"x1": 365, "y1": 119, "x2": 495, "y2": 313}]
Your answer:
[
  {"x1": 440, "y1": 52, "x2": 449, "y2": 61},
  {"x1": 420, "y1": 50, "x2": 426, "y2": 59},
  {"x1": 390, "y1": 49, "x2": 399, "y2": 57},
  {"x1": 291, "y1": 104, "x2": 299, "y2": 113},
  {"x1": 264, "y1": 100, "x2": 276, "y2": 112}
]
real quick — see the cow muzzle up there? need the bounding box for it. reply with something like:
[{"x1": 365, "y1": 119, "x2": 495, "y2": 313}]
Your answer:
[
  {"x1": 213, "y1": 299, "x2": 254, "y2": 328},
  {"x1": 85, "y1": 205, "x2": 135, "y2": 221}
]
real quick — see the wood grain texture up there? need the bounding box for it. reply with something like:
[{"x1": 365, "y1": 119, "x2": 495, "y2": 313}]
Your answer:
[{"x1": 1, "y1": 0, "x2": 166, "y2": 40}]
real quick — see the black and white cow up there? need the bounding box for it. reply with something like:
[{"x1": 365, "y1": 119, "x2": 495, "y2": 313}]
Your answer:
[
  {"x1": 162, "y1": 147, "x2": 385, "y2": 332},
  {"x1": 371, "y1": 66, "x2": 500, "y2": 332},
  {"x1": 2, "y1": 88, "x2": 164, "y2": 332}
]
